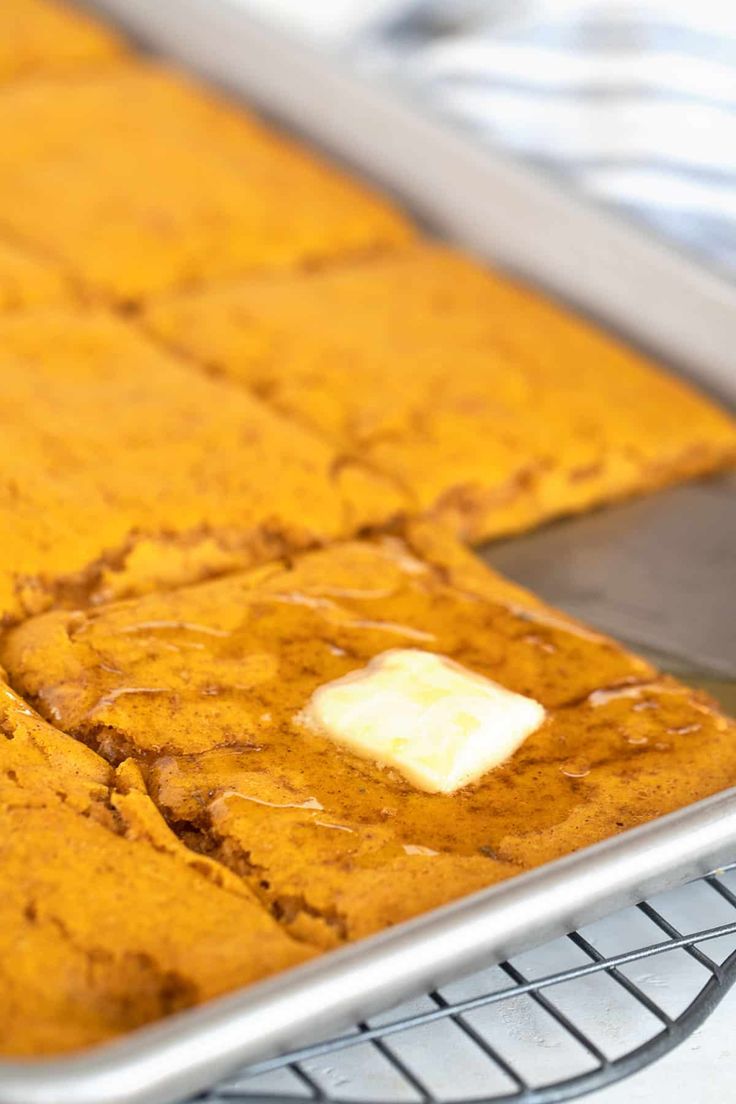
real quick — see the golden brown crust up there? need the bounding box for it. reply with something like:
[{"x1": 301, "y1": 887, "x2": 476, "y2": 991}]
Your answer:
[
  {"x1": 4, "y1": 528, "x2": 733, "y2": 959},
  {"x1": 0, "y1": 307, "x2": 406, "y2": 622},
  {"x1": 144, "y1": 244, "x2": 736, "y2": 542},
  {"x1": 0, "y1": 63, "x2": 412, "y2": 300},
  {"x1": 0, "y1": 682, "x2": 313, "y2": 1056}
]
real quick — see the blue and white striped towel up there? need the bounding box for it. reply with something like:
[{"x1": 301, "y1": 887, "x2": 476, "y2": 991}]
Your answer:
[{"x1": 361, "y1": 0, "x2": 736, "y2": 279}]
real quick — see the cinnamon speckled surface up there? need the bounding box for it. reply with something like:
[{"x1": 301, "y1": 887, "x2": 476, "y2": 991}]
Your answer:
[
  {"x1": 4, "y1": 523, "x2": 734, "y2": 963},
  {"x1": 0, "y1": 308, "x2": 405, "y2": 623},
  {"x1": 144, "y1": 244, "x2": 736, "y2": 543},
  {"x1": 0, "y1": 679, "x2": 312, "y2": 1056},
  {"x1": 0, "y1": 63, "x2": 411, "y2": 300}
]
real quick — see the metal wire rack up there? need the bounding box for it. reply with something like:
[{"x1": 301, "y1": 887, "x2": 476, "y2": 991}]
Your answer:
[{"x1": 198, "y1": 865, "x2": 736, "y2": 1104}]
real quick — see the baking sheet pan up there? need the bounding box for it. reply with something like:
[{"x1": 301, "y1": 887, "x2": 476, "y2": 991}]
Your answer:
[
  {"x1": 3, "y1": 792, "x2": 736, "y2": 1104},
  {"x1": 1, "y1": 4, "x2": 735, "y2": 1102}
]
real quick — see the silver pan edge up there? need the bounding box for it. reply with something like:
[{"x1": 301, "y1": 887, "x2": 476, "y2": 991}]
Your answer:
[{"x1": 2, "y1": 789, "x2": 736, "y2": 1104}]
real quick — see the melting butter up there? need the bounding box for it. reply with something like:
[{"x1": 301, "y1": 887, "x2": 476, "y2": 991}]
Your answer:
[{"x1": 296, "y1": 649, "x2": 545, "y2": 795}]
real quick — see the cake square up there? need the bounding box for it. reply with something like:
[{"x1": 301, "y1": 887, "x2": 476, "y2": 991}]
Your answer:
[
  {"x1": 145, "y1": 244, "x2": 736, "y2": 542},
  {"x1": 0, "y1": 681, "x2": 311, "y2": 1056},
  {"x1": 0, "y1": 64, "x2": 411, "y2": 300},
  {"x1": 5, "y1": 521, "x2": 734, "y2": 949},
  {"x1": 0, "y1": 307, "x2": 405, "y2": 622}
]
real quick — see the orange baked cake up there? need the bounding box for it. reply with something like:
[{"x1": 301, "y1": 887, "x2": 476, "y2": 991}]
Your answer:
[
  {"x1": 0, "y1": 307, "x2": 405, "y2": 623},
  {"x1": 0, "y1": 0, "x2": 734, "y2": 1064},
  {"x1": 145, "y1": 244, "x2": 736, "y2": 543},
  {"x1": 5, "y1": 522, "x2": 734, "y2": 960},
  {"x1": 0, "y1": 63, "x2": 411, "y2": 301},
  {"x1": 0, "y1": 237, "x2": 71, "y2": 310},
  {"x1": 0, "y1": 0, "x2": 124, "y2": 85},
  {"x1": 0, "y1": 678, "x2": 311, "y2": 1055}
]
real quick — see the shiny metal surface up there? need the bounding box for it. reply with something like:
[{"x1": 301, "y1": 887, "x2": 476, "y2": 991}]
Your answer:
[
  {"x1": 2, "y1": 5, "x2": 734, "y2": 1102},
  {"x1": 484, "y1": 475, "x2": 736, "y2": 681},
  {"x1": 2, "y1": 790, "x2": 736, "y2": 1104}
]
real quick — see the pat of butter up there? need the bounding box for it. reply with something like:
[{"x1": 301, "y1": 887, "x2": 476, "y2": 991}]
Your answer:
[{"x1": 297, "y1": 649, "x2": 545, "y2": 794}]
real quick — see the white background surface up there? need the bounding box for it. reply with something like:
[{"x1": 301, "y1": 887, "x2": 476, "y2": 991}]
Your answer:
[{"x1": 592, "y1": 993, "x2": 735, "y2": 1103}]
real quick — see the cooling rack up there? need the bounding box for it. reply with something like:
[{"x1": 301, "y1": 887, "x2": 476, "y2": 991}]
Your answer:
[{"x1": 200, "y1": 865, "x2": 736, "y2": 1104}]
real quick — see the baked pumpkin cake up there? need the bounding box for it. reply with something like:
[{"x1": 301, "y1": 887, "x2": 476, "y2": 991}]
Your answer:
[
  {"x1": 4, "y1": 523, "x2": 735, "y2": 965},
  {"x1": 0, "y1": 678, "x2": 312, "y2": 1055},
  {"x1": 0, "y1": 63, "x2": 411, "y2": 301},
  {"x1": 145, "y1": 244, "x2": 736, "y2": 542},
  {"x1": 0, "y1": 0, "x2": 734, "y2": 1064},
  {"x1": 0, "y1": 0, "x2": 124, "y2": 85},
  {"x1": 0, "y1": 307, "x2": 405, "y2": 623}
]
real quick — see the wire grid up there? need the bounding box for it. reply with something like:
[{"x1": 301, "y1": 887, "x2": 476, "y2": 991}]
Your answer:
[{"x1": 198, "y1": 864, "x2": 736, "y2": 1104}]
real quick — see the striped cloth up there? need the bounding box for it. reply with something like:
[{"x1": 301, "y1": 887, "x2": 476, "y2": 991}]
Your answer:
[{"x1": 362, "y1": 0, "x2": 736, "y2": 279}]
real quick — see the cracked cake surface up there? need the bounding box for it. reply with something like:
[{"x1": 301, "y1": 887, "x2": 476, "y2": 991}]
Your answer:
[
  {"x1": 0, "y1": 680, "x2": 312, "y2": 1056},
  {"x1": 0, "y1": 307, "x2": 406, "y2": 623},
  {"x1": 0, "y1": 63, "x2": 411, "y2": 301},
  {"x1": 5, "y1": 523, "x2": 734, "y2": 953},
  {"x1": 145, "y1": 244, "x2": 736, "y2": 542}
]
